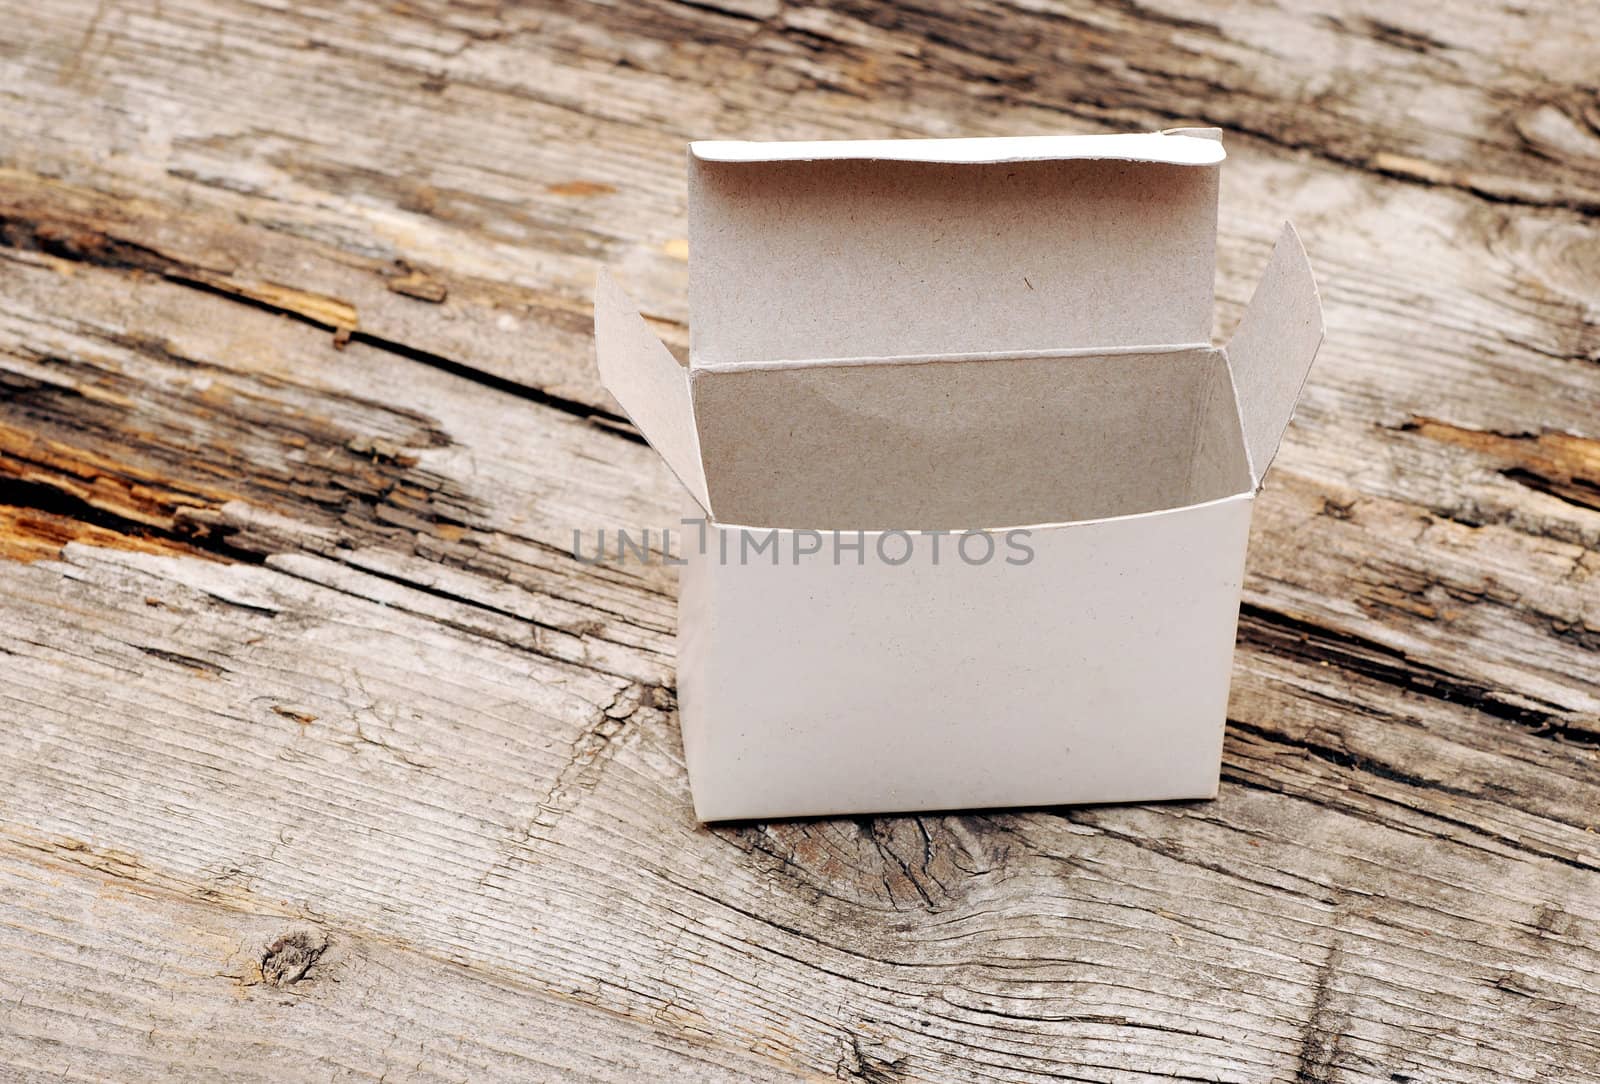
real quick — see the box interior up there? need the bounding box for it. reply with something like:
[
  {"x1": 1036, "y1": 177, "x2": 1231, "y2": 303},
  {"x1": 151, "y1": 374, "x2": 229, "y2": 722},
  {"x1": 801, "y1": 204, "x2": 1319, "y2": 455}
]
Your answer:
[
  {"x1": 690, "y1": 346, "x2": 1253, "y2": 531},
  {"x1": 595, "y1": 133, "x2": 1323, "y2": 535}
]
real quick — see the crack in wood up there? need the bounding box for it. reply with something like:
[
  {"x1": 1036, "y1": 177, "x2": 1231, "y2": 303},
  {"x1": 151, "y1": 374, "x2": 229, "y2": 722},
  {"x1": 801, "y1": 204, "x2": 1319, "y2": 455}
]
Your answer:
[
  {"x1": 835, "y1": 1031, "x2": 907, "y2": 1083},
  {"x1": 0, "y1": 333, "x2": 480, "y2": 568},
  {"x1": 0, "y1": 475, "x2": 260, "y2": 564},
  {"x1": 1227, "y1": 719, "x2": 1475, "y2": 799},
  {"x1": 1237, "y1": 603, "x2": 1598, "y2": 747},
  {"x1": 0, "y1": 207, "x2": 636, "y2": 435},
  {"x1": 1294, "y1": 940, "x2": 1349, "y2": 1084},
  {"x1": 1395, "y1": 414, "x2": 1600, "y2": 515},
  {"x1": 136, "y1": 645, "x2": 229, "y2": 678}
]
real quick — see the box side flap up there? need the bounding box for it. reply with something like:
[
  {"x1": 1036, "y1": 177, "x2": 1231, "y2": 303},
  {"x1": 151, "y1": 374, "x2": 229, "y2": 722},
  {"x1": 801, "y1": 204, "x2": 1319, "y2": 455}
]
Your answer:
[
  {"x1": 1161, "y1": 126, "x2": 1223, "y2": 142},
  {"x1": 690, "y1": 131, "x2": 1226, "y2": 166},
  {"x1": 593, "y1": 271, "x2": 712, "y2": 513},
  {"x1": 688, "y1": 142, "x2": 1220, "y2": 365},
  {"x1": 1223, "y1": 222, "x2": 1325, "y2": 487},
  {"x1": 690, "y1": 347, "x2": 1253, "y2": 531}
]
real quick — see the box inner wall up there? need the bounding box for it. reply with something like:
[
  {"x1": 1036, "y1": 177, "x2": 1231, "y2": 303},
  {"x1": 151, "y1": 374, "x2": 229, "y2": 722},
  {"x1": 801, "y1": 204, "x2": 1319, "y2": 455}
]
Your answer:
[{"x1": 690, "y1": 346, "x2": 1252, "y2": 531}]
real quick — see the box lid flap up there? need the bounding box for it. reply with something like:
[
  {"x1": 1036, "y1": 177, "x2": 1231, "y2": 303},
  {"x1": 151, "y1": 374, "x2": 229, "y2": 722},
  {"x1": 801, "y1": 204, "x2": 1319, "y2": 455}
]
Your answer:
[
  {"x1": 1222, "y1": 222, "x2": 1325, "y2": 487},
  {"x1": 688, "y1": 132, "x2": 1222, "y2": 366},
  {"x1": 691, "y1": 131, "x2": 1226, "y2": 166},
  {"x1": 593, "y1": 271, "x2": 712, "y2": 513}
]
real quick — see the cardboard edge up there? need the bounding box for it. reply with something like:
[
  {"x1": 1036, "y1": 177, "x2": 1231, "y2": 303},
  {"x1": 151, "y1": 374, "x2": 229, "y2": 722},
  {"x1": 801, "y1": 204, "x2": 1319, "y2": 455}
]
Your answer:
[
  {"x1": 1221, "y1": 222, "x2": 1326, "y2": 488},
  {"x1": 690, "y1": 787, "x2": 1229, "y2": 824},
  {"x1": 592, "y1": 270, "x2": 713, "y2": 514},
  {"x1": 704, "y1": 488, "x2": 1257, "y2": 538},
  {"x1": 689, "y1": 131, "x2": 1226, "y2": 167},
  {"x1": 688, "y1": 340, "x2": 1216, "y2": 374}
]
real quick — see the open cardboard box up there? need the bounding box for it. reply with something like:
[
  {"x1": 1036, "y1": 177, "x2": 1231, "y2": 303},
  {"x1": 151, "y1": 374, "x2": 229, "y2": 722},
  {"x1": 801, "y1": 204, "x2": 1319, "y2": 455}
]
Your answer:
[{"x1": 595, "y1": 130, "x2": 1324, "y2": 822}]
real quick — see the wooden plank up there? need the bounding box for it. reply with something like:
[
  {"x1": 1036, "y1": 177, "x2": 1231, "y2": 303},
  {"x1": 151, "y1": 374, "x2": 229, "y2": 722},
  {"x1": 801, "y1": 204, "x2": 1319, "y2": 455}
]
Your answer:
[
  {"x1": 0, "y1": 0, "x2": 1597, "y2": 1080},
  {"x1": 3, "y1": 0, "x2": 1598, "y2": 402},
  {"x1": 0, "y1": 839, "x2": 804, "y2": 1082},
  {"x1": 2, "y1": 247, "x2": 1597, "y2": 1081}
]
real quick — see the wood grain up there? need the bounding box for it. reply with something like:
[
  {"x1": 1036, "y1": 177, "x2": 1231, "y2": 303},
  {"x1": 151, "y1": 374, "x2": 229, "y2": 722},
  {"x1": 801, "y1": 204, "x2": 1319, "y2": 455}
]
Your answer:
[{"x1": 1, "y1": 1, "x2": 1598, "y2": 1081}]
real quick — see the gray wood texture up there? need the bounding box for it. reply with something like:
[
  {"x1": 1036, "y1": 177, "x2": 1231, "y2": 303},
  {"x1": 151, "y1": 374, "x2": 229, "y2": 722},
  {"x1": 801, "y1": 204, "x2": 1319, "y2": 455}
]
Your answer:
[{"x1": 2, "y1": 1, "x2": 1598, "y2": 1081}]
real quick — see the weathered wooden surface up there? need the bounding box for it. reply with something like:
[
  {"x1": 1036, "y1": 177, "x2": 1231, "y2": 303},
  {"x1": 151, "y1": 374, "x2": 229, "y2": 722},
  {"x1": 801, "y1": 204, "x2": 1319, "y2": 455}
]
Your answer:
[{"x1": 1, "y1": 1, "x2": 1598, "y2": 1081}]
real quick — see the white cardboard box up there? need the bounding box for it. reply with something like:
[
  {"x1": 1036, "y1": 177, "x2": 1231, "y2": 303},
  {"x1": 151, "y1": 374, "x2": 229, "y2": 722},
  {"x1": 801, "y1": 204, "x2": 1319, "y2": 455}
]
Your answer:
[{"x1": 594, "y1": 130, "x2": 1324, "y2": 822}]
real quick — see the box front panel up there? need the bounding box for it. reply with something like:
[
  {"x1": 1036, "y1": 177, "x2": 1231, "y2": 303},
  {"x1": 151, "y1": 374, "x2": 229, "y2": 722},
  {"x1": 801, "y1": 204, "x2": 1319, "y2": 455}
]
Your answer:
[{"x1": 675, "y1": 495, "x2": 1254, "y2": 821}]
